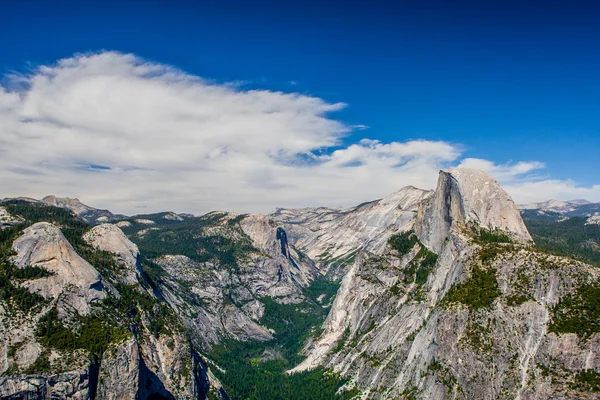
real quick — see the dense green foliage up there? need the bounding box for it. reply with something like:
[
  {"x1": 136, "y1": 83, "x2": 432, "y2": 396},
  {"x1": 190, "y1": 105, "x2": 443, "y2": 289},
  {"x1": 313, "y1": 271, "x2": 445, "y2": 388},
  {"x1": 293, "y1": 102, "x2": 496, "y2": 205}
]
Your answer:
[
  {"x1": 3, "y1": 201, "x2": 90, "y2": 244},
  {"x1": 208, "y1": 278, "x2": 358, "y2": 400},
  {"x1": 403, "y1": 245, "x2": 438, "y2": 285},
  {"x1": 388, "y1": 231, "x2": 419, "y2": 256},
  {"x1": 123, "y1": 213, "x2": 257, "y2": 272},
  {"x1": 12, "y1": 265, "x2": 53, "y2": 280},
  {"x1": 302, "y1": 276, "x2": 340, "y2": 305},
  {"x1": 549, "y1": 281, "x2": 600, "y2": 339},
  {"x1": 209, "y1": 339, "x2": 358, "y2": 400},
  {"x1": 473, "y1": 227, "x2": 512, "y2": 244},
  {"x1": 102, "y1": 283, "x2": 181, "y2": 338},
  {"x1": 444, "y1": 266, "x2": 500, "y2": 309},
  {"x1": 523, "y1": 216, "x2": 600, "y2": 266},
  {"x1": 36, "y1": 307, "x2": 130, "y2": 358},
  {"x1": 260, "y1": 298, "x2": 325, "y2": 364},
  {"x1": 572, "y1": 369, "x2": 600, "y2": 392}
]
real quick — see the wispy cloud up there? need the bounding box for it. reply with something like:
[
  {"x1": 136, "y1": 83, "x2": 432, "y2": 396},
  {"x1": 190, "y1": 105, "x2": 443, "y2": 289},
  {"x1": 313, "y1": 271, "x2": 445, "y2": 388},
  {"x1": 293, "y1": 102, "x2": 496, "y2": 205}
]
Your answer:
[{"x1": 0, "y1": 51, "x2": 597, "y2": 214}]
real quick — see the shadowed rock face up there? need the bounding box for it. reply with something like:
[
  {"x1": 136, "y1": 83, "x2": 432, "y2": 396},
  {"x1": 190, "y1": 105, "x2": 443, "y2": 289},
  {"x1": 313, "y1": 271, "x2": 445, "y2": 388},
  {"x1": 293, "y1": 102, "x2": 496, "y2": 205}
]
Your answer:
[
  {"x1": 276, "y1": 227, "x2": 290, "y2": 259},
  {"x1": 0, "y1": 371, "x2": 91, "y2": 399}
]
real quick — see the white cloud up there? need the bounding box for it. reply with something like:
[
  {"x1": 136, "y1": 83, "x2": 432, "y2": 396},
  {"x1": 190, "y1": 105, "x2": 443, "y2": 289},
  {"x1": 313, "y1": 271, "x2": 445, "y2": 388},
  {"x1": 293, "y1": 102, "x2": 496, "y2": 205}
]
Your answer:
[
  {"x1": 503, "y1": 180, "x2": 600, "y2": 205},
  {"x1": 457, "y1": 158, "x2": 545, "y2": 182},
  {"x1": 456, "y1": 158, "x2": 600, "y2": 204},
  {"x1": 0, "y1": 51, "x2": 598, "y2": 215}
]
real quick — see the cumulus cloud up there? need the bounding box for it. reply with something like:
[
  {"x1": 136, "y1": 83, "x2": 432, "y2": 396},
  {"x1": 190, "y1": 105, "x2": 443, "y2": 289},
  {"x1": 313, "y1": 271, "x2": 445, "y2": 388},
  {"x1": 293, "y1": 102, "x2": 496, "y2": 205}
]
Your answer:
[{"x1": 0, "y1": 51, "x2": 598, "y2": 214}]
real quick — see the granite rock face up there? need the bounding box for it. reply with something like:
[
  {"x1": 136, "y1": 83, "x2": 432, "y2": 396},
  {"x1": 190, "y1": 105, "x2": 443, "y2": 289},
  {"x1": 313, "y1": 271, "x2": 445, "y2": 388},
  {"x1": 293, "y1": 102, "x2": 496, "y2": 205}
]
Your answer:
[
  {"x1": 291, "y1": 169, "x2": 599, "y2": 399},
  {"x1": 271, "y1": 186, "x2": 432, "y2": 278},
  {"x1": 416, "y1": 168, "x2": 532, "y2": 253},
  {"x1": 152, "y1": 213, "x2": 318, "y2": 348},
  {"x1": 96, "y1": 337, "x2": 140, "y2": 400},
  {"x1": 84, "y1": 223, "x2": 141, "y2": 284},
  {"x1": 41, "y1": 195, "x2": 122, "y2": 224},
  {"x1": 0, "y1": 371, "x2": 91, "y2": 399},
  {"x1": 11, "y1": 222, "x2": 106, "y2": 314}
]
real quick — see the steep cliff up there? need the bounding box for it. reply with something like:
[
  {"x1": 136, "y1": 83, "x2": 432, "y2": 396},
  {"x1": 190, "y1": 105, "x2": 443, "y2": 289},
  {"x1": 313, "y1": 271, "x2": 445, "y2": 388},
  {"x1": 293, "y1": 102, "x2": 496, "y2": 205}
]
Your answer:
[
  {"x1": 121, "y1": 212, "x2": 319, "y2": 348},
  {"x1": 271, "y1": 186, "x2": 432, "y2": 278},
  {"x1": 416, "y1": 168, "x2": 532, "y2": 253},
  {"x1": 291, "y1": 169, "x2": 599, "y2": 399},
  {"x1": 2, "y1": 168, "x2": 598, "y2": 399},
  {"x1": 0, "y1": 202, "x2": 211, "y2": 399}
]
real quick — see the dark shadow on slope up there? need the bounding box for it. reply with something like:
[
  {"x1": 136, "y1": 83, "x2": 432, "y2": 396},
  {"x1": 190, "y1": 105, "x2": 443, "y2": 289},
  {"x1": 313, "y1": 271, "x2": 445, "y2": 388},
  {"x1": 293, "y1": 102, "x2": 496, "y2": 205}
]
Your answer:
[{"x1": 137, "y1": 356, "x2": 175, "y2": 400}]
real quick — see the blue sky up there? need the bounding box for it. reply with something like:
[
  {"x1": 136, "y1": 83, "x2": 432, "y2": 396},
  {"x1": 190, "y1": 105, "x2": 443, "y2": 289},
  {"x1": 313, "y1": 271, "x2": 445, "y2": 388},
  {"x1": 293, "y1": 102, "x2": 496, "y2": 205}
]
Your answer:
[{"x1": 0, "y1": 0, "x2": 599, "y2": 213}]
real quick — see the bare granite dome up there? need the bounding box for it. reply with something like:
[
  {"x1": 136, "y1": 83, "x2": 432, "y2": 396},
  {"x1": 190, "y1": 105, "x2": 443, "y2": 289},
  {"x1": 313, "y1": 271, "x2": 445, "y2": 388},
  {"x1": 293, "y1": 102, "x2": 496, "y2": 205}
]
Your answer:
[
  {"x1": 417, "y1": 168, "x2": 532, "y2": 253},
  {"x1": 84, "y1": 223, "x2": 141, "y2": 284},
  {"x1": 84, "y1": 224, "x2": 140, "y2": 269},
  {"x1": 11, "y1": 222, "x2": 105, "y2": 314}
]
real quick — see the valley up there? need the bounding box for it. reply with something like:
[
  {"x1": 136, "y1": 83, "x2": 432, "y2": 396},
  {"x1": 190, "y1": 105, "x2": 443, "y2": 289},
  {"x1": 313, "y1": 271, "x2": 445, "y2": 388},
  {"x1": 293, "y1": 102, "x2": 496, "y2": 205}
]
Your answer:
[{"x1": 1, "y1": 168, "x2": 599, "y2": 399}]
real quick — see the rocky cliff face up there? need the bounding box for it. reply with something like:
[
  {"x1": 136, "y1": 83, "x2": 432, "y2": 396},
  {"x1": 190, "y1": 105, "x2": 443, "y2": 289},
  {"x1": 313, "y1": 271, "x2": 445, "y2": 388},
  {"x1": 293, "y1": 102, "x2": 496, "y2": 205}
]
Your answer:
[
  {"x1": 41, "y1": 195, "x2": 122, "y2": 224},
  {"x1": 134, "y1": 212, "x2": 319, "y2": 348},
  {"x1": 271, "y1": 186, "x2": 432, "y2": 278},
  {"x1": 0, "y1": 203, "x2": 211, "y2": 399},
  {"x1": 84, "y1": 223, "x2": 141, "y2": 284},
  {"x1": 11, "y1": 222, "x2": 106, "y2": 314},
  {"x1": 416, "y1": 168, "x2": 532, "y2": 253},
  {"x1": 290, "y1": 169, "x2": 600, "y2": 399},
  {"x1": 2, "y1": 168, "x2": 598, "y2": 400}
]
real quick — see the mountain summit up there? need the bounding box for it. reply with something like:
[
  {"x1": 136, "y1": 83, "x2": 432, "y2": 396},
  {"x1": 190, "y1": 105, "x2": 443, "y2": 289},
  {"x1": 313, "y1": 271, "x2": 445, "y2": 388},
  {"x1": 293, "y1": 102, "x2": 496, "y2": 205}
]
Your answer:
[
  {"x1": 1, "y1": 168, "x2": 598, "y2": 400},
  {"x1": 417, "y1": 168, "x2": 532, "y2": 252}
]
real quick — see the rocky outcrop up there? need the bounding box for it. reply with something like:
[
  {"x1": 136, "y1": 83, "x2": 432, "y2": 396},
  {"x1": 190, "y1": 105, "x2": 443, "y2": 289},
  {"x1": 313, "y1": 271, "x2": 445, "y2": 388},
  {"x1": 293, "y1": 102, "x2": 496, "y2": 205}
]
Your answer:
[
  {"x1": 239, "y1": 214, "x2": 317, "y2": 294},
  {"x1": 154, "y1": 254, "x2": 273, "y2": 347},
  {"x1": 96, "y1": 338, "x2": 140, "y2": 400},
  {"x1": 0, "y1": 371, "x2": 91, "y2": 399},
  {"x1": 97, "y1": 333, "x2": 206, "y2": 400},
  {"x1": 1, "y1": 218, "x2": 211, "y2": 400},
  {"x1": 586, "y1": 214, "x2": 600, "y2": 225},
  {"x1": 0, "y1": 206, "x2": 23, "y2": 228},
  {"x1": 416, "y1": 168, "x2": 532, "y2": 253},
  {"x1": 11, "y1": 222, "x2": 105, "y2": 314},
  {"x1": 291, "y1": 168, "x2": 600, "y2": 399},
  {"x1": 84, "y1": 223, "x2": 141, "y2": 284},
  {"x1": 41, "y1": 195, "x2": 121, "y2": 224},
  {"x1": 271, "y1": 186, "x2": 432, "y2": 278}
]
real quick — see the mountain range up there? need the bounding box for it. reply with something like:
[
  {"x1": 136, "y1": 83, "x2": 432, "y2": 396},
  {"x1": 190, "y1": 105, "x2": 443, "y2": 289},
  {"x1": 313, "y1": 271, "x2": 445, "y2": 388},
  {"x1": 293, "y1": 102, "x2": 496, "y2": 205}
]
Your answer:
[{"x1": 1, "y1": 168, "x2": 599, "y2": 399}]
